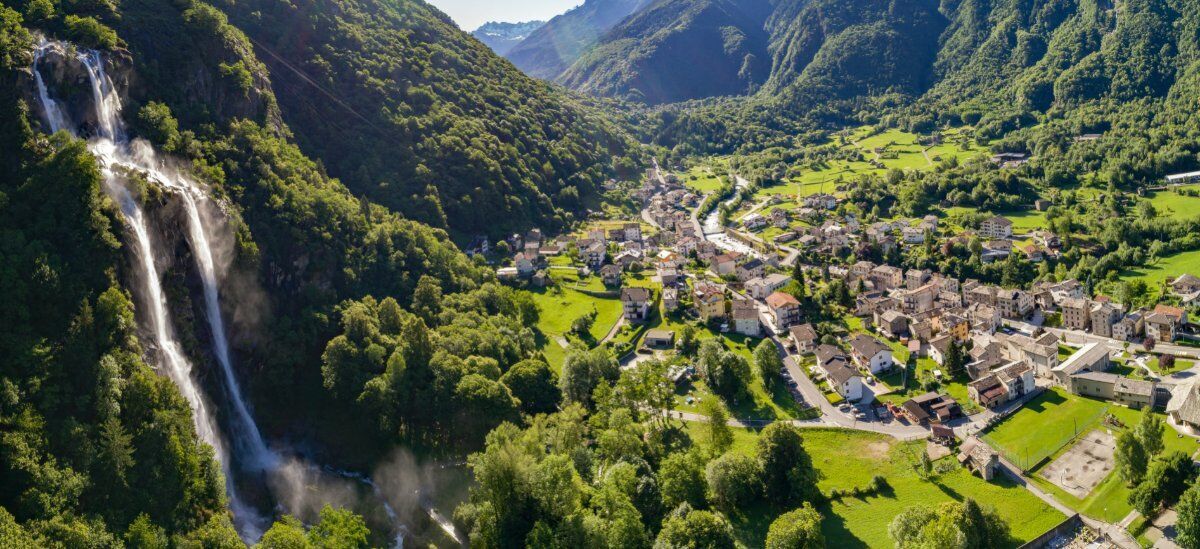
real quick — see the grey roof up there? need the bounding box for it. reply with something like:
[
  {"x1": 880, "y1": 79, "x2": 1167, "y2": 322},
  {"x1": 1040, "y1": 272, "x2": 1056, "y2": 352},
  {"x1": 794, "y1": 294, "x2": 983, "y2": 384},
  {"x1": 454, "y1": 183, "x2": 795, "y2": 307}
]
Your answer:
[
  {"x1": 790, "y1": 323, "x2": 818, "y2": 342},
  {"x1": 1054, "y1": 342, "x2": 1110, "y2": 375},
  {"x1": 740, "y1": 258, "x2": 764, "y2": 271},
  {"x1": 824, "y1": 361, "x2": 859, "y2": 386},
  {"x1": 1174, "y1": 385, "x2": 1200, "y2": 426},
  {"x1": 849, "y1": 334, "x2": 890, "y2": 358},
  {"x1": 1115, "y1": 377, "x2": 1155, "y2": 397},
  {"x1": 1070, "y1": 371, "x2": 1118, "y2": 384},
  {"x1": 765, "y1": 273, "x2": 791, "y2": 284},
  {"x1": 621, "y1": 287, "x2": 651, "y2": 302},
  {"x1": 815, "y1": 344, "x2": 844, "y2": 365}
]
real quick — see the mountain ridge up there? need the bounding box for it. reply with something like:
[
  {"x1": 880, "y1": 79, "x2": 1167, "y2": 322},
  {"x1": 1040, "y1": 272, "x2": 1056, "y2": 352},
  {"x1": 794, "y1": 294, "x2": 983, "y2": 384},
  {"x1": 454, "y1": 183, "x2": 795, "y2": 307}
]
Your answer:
[
  {"x1": 505, "y1": 0, "x2": 650, "y2": 80},
  {"x1": 471, "y1": 20, "x2": 544, "y2": 55}
]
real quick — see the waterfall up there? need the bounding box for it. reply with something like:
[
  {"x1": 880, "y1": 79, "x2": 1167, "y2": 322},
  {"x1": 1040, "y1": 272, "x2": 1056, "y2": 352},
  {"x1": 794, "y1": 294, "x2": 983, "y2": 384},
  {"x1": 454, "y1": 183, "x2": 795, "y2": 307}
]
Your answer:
[
  {"x1": 32, "y1": 40, "x2": 270, "y2": 538},
  {"x1": 31, "y1": 40, "x2": 458, "y2": 547},
  {"x1": 31, "y1": 41, "x2": 68, "y2": 133}
]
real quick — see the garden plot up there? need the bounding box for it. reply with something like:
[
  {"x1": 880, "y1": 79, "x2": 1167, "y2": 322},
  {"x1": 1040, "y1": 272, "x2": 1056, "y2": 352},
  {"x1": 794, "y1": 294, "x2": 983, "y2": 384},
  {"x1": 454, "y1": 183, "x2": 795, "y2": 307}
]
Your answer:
[{"x1": 1038, "y1": 430, "x2": 1116, "y2": 499}]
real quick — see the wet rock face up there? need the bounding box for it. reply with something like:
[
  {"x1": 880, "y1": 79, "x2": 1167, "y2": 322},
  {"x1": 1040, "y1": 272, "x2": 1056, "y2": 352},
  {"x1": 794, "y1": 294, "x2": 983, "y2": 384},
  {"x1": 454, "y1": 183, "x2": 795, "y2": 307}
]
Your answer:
[{"x1": 28, "y1": 42, "x2": 135, "y2": 137}]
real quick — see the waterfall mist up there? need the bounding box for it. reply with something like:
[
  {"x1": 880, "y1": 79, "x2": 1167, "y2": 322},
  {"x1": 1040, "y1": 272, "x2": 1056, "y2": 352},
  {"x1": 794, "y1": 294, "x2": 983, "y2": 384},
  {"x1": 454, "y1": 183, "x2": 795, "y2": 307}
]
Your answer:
[{"x1": 31, "y1": 38, "x2": 465, "y2": 546}]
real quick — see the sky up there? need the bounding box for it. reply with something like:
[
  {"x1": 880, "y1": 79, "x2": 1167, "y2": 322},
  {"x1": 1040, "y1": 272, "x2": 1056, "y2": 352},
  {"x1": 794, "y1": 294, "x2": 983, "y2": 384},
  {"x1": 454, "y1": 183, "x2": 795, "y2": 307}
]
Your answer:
[{"x1": 427, "y1": 0, "x2": 581, "y2": 31}]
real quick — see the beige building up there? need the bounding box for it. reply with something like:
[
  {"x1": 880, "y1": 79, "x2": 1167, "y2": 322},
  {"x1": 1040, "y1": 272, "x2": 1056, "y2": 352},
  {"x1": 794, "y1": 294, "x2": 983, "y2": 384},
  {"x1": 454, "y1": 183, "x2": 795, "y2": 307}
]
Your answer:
[
  {"x1": 693, "y1": 281, "x2": 726, "y2": 322},
  {"x1": 1059, "y1": 297, "x2": 1092, "y2": 331},
  {"x1": 1089, "y1": 302, "x2": 1123, "y2": 338},
  {"x1": 1069, "y1": 371, "x2": 1156, "y2": 409},
  {"x1": 979, "y1": 216, "x2": 1014, "y2": 240},
  {"x1": 995, "y1": 288, "x2": 1034, "y2": 319}
]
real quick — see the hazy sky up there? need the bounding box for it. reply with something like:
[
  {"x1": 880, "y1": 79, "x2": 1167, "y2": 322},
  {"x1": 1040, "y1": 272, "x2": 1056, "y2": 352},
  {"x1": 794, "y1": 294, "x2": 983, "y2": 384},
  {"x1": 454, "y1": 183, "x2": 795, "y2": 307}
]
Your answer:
[{"x1": 427, "y1": 0, "x2": 580, "y2": 31}]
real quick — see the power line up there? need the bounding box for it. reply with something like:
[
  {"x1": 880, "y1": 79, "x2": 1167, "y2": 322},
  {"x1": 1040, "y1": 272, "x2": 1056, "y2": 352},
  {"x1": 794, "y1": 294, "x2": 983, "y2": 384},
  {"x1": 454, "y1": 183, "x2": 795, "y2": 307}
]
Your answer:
[{"x1": 244, "y1": 35, "x2": 383, "y2": 133}]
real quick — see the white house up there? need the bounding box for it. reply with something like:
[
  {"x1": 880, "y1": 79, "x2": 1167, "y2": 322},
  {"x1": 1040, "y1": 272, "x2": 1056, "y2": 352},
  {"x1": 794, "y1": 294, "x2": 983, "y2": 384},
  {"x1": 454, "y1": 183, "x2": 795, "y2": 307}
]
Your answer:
[
  {"x1": 745, "y1": 273, "x2": 790, "y2": 299},
  {"x1": 849, "y1": 334, "x2": 894, "y2": 374}
]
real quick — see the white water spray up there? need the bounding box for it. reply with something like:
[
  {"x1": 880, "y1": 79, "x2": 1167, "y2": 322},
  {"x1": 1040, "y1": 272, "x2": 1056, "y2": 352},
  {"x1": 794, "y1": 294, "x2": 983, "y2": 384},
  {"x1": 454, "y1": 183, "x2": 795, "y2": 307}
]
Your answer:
[
  {"x1": 32, "y1": 39, "x2": 270, "y2": 537},
  {"x1": 32, "y1": 40, "x2": 459, "y2": 547}
]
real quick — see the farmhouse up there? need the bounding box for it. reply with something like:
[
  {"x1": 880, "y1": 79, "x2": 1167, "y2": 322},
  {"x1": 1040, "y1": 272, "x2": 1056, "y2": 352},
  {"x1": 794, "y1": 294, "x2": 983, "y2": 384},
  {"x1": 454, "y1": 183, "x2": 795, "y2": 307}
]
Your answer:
[
  {"x1": 1168, "y1": 384, "x2": 1200, "y2": 432},
  {"x1": 1171, "y1": 273, "x2": 1200, "y2": 296},
  {"x1": 876, "y1": 309, "x2": 910, "y2": 339},
  {"x1": 600, "y1": 265, "x2": 622, "y2": 287},
  {"x1": 967, "y1": 362, "x2": 1034, "y2": 408},
  {"x1": 899, "y1": 392, "x2": 961, "y2": 424},
  {"x1": 958, "y1": 438, "x2": 999, "y2": 481}
]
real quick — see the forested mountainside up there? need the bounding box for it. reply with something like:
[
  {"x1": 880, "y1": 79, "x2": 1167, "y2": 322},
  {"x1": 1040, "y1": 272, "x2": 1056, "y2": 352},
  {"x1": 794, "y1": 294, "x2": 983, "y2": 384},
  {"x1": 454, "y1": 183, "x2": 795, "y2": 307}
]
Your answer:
[
  {"x1": 199, "y1": 0, "x2": 644, "y2": 237},
  {"x1": 556, "y1": 0, "x2": 944, "y2": 105},
  {"x1": 629, "y1": 0, "x2": 1200, "y2": 176},
  {"x1": 471, "y1": 20, "x2": 545, "y2": 55},
  {"x1": 505, "y1": 0, "x2": 650, "y2": 80},
  {"x1": 558, "y1": 0, "x2": 775, "y2": 104}
]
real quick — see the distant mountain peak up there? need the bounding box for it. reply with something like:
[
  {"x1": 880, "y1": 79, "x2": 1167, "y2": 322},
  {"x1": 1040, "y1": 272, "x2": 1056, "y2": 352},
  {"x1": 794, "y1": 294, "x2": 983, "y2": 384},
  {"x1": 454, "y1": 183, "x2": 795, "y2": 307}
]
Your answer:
[
  {"x1": 471, "y1": 20, "x2": 546, "y2": 55},
  {"x1": 504, "y1": 0, "x2": 651, "y2": 80}
]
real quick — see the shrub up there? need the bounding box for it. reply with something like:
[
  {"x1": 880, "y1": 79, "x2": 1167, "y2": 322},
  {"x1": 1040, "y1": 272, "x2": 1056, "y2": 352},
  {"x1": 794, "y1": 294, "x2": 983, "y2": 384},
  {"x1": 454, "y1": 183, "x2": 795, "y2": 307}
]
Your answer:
[{"x1": 64, "y1": 15, "x2": 118, "y2": 50}]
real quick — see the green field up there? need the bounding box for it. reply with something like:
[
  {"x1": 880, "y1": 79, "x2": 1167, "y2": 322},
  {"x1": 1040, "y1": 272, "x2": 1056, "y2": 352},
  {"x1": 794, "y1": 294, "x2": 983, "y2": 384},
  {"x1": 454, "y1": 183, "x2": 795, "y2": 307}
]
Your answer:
[
  {"x1": 688, "y1": 425, "x2": 1064, "y2": 547},
  {"x1": 1148, "y1": 186, "x2": 1200, "y2": 221},
  {"x1": 945, "y1": 206, "x2": 1049, "y2": 233},
  {"x1": 752, "y1": 126, "x2": 985, "y2": 203},
  {"x1": 683, "y1": 165, "x2": 727, "y2": 192},
  {"x1": 530, "y1": 287, "x2": 622, "y2": 369},
  {"x1": 1121, "y1": 248, "x2": 1200, "y2": 286},
  {"x1": 982, "y1": 388, "x2": 1110, "y2": 471},
  {"x1": 982, "y1": 388, "x2": 1200, "y2": 522}
]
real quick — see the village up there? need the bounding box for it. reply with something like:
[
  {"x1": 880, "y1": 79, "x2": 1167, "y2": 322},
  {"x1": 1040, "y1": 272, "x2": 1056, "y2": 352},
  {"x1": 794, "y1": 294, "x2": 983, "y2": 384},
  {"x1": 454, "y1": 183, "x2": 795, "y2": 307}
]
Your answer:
[{"x1": 478, "y1": 161, "x2": 1200, "y2": 548}]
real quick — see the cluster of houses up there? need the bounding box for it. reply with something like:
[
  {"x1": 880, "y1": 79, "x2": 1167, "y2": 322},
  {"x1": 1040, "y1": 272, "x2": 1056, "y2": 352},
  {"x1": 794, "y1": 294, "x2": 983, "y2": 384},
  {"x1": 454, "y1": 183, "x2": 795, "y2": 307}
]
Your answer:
[
  {"x1": 792, "y1": 256, "x2": 1194, "y2": 416},
  {"x1": 689, "y1": 278, "x2": 802, "y2": 337},
  {"x1": 770, "y1": 201, "x2": 1061, "y2": 266},
  {"x1": 1055, "y1": 294, "x2": 1188, "y2": 344}
]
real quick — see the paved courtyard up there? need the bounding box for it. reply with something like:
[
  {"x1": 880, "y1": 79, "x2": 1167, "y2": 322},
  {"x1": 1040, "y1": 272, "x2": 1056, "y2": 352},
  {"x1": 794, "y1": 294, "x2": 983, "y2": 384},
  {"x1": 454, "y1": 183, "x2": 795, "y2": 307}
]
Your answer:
[{"x1": 1039, "y1": 430, "x2": 1116, "y2": 499}]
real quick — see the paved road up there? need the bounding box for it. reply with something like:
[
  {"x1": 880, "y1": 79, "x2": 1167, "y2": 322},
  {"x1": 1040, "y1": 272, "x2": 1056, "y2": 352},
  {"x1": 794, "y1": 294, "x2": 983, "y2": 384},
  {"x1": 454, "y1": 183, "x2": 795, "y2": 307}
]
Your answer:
[{"x1": 1047, "y1": 327, "x2": 1200, "y2": 363}]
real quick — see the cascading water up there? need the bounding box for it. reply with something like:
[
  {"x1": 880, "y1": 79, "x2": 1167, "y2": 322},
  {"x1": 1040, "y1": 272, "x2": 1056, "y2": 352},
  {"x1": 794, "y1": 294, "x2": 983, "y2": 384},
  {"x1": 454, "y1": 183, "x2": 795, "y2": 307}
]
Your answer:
[
  {"x1": 32, "y1": 39, "x2": 461, "y2": 547},
  {"x1": 32, "y1": 39, "x2": 270, "y2": 537}
]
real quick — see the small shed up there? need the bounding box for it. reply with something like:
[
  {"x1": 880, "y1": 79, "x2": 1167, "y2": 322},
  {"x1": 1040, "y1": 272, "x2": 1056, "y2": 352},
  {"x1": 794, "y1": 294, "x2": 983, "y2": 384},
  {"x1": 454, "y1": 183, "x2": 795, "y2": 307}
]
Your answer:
[{"x1": 644, "y1": 329, "x2": 676, "y2": 349}]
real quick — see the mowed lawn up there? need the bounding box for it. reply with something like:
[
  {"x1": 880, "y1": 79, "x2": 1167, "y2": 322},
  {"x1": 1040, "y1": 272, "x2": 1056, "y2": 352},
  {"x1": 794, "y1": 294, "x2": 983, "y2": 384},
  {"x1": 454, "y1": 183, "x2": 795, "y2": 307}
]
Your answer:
[
  {"x1": 529, "y1": 287, "x2": 622, "y2": 369},
  {"x1": 1121, "y1": 248, "x2": 1200, "y2": 287},
  {"x1": 983, "y1": 388, "x2": 1200, "y2": 522},
  {"x1": 683, "y1": 166, "x2": 727, "y2": 192},
  {"x1": 1148, "y1": 186, "x2": 1200, "y2": 221},
  {"x1": 982, "y1": 388, "x2": 1110, "y2": 471},
  {"x1": 687, "y1": 425, "x2": 1064, "y2": 548},
  {"x1": 944, "y1": 206, "x2": 1048, "y2": 233}
]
